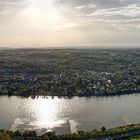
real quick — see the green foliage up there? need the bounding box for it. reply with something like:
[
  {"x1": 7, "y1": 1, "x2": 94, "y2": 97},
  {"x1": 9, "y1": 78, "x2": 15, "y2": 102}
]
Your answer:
[
  {"x1": 0, "y1": 130, "x2": 12, "y2": 140},
  {"x1": 1, "y1": 123, "x2": 140, "y2": 140},
  {"x1": 131, "y1": 137, "x2": 140, "y2": 140},
  {"x1": 101, "y1": 126, "x2": 106, "y2": 133},
  {"x1": 22, "y1": 130, "x2": 37, "y2": 137}
]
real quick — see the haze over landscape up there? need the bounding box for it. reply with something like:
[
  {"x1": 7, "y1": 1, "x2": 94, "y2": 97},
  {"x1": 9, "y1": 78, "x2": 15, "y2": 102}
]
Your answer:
[{"x1": 0, "y1": 0, "x2": 140, "y2": 48}]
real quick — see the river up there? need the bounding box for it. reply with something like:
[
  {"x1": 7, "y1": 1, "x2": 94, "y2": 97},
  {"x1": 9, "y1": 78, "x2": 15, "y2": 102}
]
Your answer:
[{"x1": 0, "y1": 94, "x2": 140, "y2": 135}]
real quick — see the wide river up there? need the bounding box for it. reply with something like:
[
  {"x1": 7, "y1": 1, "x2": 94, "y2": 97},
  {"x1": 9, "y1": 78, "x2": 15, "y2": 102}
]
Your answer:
[{"x1": 0, "y1": 94, "x2": 140, "y2": 135}]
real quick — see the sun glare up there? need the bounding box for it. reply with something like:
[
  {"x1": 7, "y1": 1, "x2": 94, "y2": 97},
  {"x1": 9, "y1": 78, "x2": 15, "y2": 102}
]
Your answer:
[
  {"x1": 28, "y1": 97, "x2": 64, "y2": 129},
  {"x1": 22, "y1": 0, "x2": 63, "y2": 27}
]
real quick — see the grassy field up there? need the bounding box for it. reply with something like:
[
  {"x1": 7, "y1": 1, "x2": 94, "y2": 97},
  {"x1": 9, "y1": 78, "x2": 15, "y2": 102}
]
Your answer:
[{"x1": 131, "y1": 137, "x2": 140, "y2": 140}]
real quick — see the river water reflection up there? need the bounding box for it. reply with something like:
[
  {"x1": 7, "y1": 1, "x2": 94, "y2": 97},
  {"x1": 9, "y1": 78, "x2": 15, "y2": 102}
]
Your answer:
[{"x1": 0, "y1": 94, "x2": 140, "y2": 135}]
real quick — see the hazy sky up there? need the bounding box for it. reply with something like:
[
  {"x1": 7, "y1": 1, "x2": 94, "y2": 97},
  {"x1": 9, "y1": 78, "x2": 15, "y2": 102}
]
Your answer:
[{"x1": 0, "y1": 0, "x2": 140, "y2": 48}]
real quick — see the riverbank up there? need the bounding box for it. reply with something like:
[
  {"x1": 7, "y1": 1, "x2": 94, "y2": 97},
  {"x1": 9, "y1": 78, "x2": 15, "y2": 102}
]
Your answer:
[
  {"x1": 1, "y1": 123, "x2": 140, "y2": 140},
  {"x1": 1, "y1": 89, "x2": 140, "y2": 98}
]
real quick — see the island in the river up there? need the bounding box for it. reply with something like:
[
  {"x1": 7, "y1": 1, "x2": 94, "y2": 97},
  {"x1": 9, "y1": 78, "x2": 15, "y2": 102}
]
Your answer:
[{"x1": 0, "y1": 48, "x2": 140, "y2": 97}]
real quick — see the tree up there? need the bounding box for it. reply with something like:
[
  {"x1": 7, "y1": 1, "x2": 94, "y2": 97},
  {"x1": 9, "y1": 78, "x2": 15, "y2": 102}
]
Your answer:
[
  {"x1": 0, "y1": 130, "x2": 12, "y2": 140},
  {"x1": 22, "y1": 130, "x2": 37, "y2": 137},
  {"x1": 101, "y1": 126, "x2": 106, "y2": 133}
]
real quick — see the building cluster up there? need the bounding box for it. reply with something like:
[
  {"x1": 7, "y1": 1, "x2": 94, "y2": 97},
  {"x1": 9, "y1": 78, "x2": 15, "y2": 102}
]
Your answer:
[{"x1": 0, "y1": 65, "x2": 139, "y2": 96}]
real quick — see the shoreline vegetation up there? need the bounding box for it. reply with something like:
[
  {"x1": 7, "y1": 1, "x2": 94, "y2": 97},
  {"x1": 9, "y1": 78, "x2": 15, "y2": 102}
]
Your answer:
[
  {"x1": 0, "y1": 89, "x2": 140, "y2": 98},
  {"x1": 1, "y1": 123, "x2": 140, "y2": 140},
  {"x1": 0, "y1": 49, "x2": 140, "y2": 97}
]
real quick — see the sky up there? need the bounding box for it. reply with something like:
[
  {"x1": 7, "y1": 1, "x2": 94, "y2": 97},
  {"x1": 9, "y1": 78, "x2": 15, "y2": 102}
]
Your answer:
[{"x1": 0, "y1": 0, "x2": 140, "y2": 48}]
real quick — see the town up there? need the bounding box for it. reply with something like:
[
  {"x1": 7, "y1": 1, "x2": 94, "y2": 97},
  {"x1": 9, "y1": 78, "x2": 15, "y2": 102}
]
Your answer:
[{"x1": 0, "y1": 48, "x2": 140, "y2": 97}]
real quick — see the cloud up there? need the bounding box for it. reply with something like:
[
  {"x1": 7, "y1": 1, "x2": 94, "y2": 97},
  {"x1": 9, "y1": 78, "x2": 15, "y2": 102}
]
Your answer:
[
  {"x1": 0, "y1": 0, "x2": 25, "y2": 10},
  {"x1": 55, "y1": 0, "x2": 140, "y2": 22},
  {"x1": 53, "y1": 0, "x2": 140, "y2": 35},
  {"x1": 89, "y1": 4, "x2": 140, "y2": 18},
  {"x1": 0, "y1": 0, "x2": 140, "y2": 46},
  {"x1": 55, "y1": 0, "x2": 140, "y2": 8},
  {"x1": 1, "y1": 0, "x2": 140, "y2": 22}
]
